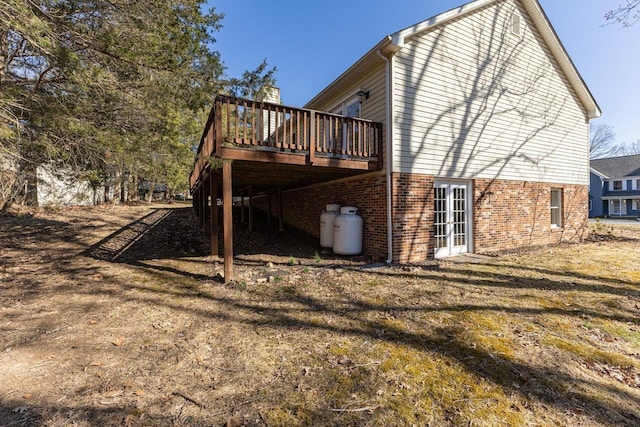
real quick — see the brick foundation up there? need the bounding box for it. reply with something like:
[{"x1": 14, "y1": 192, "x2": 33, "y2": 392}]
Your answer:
[
  {"x1": 391, "y1": 173, "x2": 435, "y2": 263},
  {"x1": 252, "y1": 172, "x2": 589, "y2": 264},
  {"x1": 472, "y1": 178, "x2": 589, "y2": 254}
]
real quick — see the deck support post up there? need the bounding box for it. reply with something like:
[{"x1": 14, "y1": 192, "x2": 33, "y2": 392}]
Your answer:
[
  {"x1": 278, "y1": 189, "x2": 284, "y2": 232},
  {"x1": 248, "y1": 186, "x2": 253, "y2": 232},
  {"x1": 240, "y1": 192, "x2": 245, "y2": 224},
  {"x1": 210, "y1": 174, "x2": 218, "y2": 257},
  {"x1": 203, "y1": 184, "x2": 209, "y2": 231},
  {"x1": 267, "y1": 192, "x2": 272, "y2": 225},
  {"x1": 197, "y1": 185, "x2": 204, "y2": 227},
  {"x1": 223, "y1": 161, "x2": 234, "y2": 283},
  {"x1": 203, "y1": 176, "x2": 210, "y2": 234},
  {"x1": 194, "y1": 187, "x2": 199, "y2": 216}
]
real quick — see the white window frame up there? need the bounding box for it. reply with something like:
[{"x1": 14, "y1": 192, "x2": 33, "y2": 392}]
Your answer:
[
  {"x1": 329, "y1": 95, "x2": 360, "y2": 118},
  {"x1": 550, "y1": 188, "x2": 562, "y2": 228}
]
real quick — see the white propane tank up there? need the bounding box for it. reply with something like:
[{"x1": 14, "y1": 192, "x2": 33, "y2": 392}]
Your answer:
[
  {"x1": 320, "y1": 204, "x2": 341, "y2": 248},
  {"x1": 333, "y1": 206, "x2": 363, "y2": 255}
]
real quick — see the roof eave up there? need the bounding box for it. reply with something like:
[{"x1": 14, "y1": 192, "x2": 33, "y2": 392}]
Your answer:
[
  {"x1": 589, "y1": 167, "x2": 609, "y2": 179},
  {"x1": 519, "y1": 0, "x2": 601, "y2": 119},
  {"x1": 304, "y1": 37, "x2": 394, "y2": 109}
]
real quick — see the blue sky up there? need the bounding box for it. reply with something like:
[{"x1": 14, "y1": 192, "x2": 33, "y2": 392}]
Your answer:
[{"x1": 210, "y1": 0, "x2": 640, "y2": 147}]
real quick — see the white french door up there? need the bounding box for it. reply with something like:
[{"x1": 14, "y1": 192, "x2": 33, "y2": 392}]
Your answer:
[{"x1": 434, "y1": 181, "x2": 471, "y2": 258}]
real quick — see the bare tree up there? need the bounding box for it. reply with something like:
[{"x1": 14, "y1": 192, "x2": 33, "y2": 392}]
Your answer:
[
  {"x1": 590, "y1": 123, "x2": 623, "y2": 159},
  {"x1": 605, "y1": 1, "x2": 640, "y2": 26},
  {"x1": 625, "y1": 140, "x2": 640, "y2": 154}
]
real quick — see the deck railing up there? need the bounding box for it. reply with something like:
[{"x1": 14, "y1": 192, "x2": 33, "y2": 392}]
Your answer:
[{"x1": 190, "y1": 95, "x2": 383, "y2": 189}]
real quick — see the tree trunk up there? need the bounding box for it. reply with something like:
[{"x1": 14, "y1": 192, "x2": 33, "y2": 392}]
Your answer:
[{"x1": 146, "y1": 180, "x2": 156, "y2": 204}]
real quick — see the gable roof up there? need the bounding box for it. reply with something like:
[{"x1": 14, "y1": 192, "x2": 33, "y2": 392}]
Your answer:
[
  {"x1": 305, "y1": 0, "x2": 601, "y2": 119},
  {"x1": 591, "y1": 155, "x2": 640, "y2": 179}
]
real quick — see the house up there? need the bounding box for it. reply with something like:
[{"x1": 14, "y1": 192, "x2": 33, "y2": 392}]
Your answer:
[
  {"x1": 189, "y1": 0, "x2": 600, "y2": 281},
  {"x1": 1, "y1": 156, "x2": 106, "y2": 207},
  {"x1": 590, "y1": 155, "x2": 640, "y2": 218},
  {"x1": 36, "y1": 166, "x2": 106, "y2": 206}
]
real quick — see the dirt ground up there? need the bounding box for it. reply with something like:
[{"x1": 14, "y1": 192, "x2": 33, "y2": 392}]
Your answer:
[{"x1": 1, "y1": 203, "x2": 639, "y2": 426}]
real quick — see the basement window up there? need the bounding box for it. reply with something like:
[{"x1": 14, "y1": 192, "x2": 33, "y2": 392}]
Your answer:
[{"x1": 550, "y1": 188, "x2": 562, "y2": 228}]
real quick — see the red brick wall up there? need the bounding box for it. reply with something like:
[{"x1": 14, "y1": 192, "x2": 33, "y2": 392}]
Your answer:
[
  {"x1": 253, "y1": 172, "x2": 588, "y2": 263},
  {"x1": 390, "y1": 173, "x2": 588, "y2": 262},
  {"x1": 391, "y1": 173, "x2": 434, "y2": 263},
  {"x1": 252, "y1": 173, "x2": 388, "y2": 261},
  {"x1": 472, "y1": 179, "x2": 589, "y2": 254}
]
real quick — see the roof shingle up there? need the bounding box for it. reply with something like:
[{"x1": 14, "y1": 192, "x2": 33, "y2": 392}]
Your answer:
[{"x1": 591, "y1": 155, "x2": 640, "y2": 179}]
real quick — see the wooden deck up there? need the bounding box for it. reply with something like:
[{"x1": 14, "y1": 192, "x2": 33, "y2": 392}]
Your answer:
[{"x1": 188, "y1": 96, "x2": 383, "y2": 283}]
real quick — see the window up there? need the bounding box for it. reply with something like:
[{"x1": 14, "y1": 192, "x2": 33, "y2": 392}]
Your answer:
[
  {"x1": 330, "y1": 96, "x2": 360, "y2": 118},
  {"x1": 613, "y1": 180, "x2": 623, "y2": 191},
  {"x1": 589, "y1": 199, "x2": 593, "y2": 211},
  {"x1": 633, "y1": 200, "x2": 639, "y2": 211},
  {"x1": 328, "y1": 96, "x2": 361, "y2": 155},
  {"x1": 550, "y1": 188, "x2": 562, "y2": 228},
  {"x1": 636, "y1": 179, "x2": 640, "y2": 190}
]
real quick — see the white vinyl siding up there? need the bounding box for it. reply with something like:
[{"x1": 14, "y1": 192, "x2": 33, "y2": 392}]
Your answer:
[{"x1": 392, "y1": 0, "x2": 589, "y2": 185}]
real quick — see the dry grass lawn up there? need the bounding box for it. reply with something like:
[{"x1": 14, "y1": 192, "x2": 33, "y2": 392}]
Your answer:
[{"x1": 0, "y1": 204, "x2": 639, "y2": 426}]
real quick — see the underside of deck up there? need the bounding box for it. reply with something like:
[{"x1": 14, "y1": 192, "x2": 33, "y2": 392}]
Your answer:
[{"x1": 189, "y1": 95, "x2": 384, "y2": 282}]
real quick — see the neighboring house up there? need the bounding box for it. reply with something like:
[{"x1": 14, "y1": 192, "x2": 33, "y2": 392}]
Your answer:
[
  {"x1": 37, "y1": 166, "x2": 106, "y2": 207},
  {"x1": 139, "y1": 181, "x2": 168, "y2": 201},
  {"x1": 190, "y1": 0, "x2": 600, "y2": 271},
  {"x1": 590, "y1": 155, "x2": 640, "y2": 218}
]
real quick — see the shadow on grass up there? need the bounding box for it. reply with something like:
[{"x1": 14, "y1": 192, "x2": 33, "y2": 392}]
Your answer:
[
  {"x1": 63, "y1": 273, "x2": 640, "y2": 426},
  {"x1": 6, "y1": 206, "x2": 638, "y2": 425}
]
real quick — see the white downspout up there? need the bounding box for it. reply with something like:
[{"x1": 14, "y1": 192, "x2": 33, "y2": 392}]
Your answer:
[{"x1": 377, "y1": 49, "x2": 394, "y2": 264}]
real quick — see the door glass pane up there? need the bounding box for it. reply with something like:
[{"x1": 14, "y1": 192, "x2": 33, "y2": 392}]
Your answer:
[
  {"x1": 453, "y1": 188, "x2": 466, "y2": 247},
  {"x1": 434, "y1": 187, "x2": 447, "y2": 249}
]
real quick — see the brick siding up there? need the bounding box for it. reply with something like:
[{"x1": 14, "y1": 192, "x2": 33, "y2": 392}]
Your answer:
[
  {"x1": 252, "y1": 172, "x2": 589, "y2": 263},
  {"x1": 473, "y1": 179, "x2": 589, "y2": 254},
  {"x1": 252, "y1": 173, "x2": 388, "y2": 261}
]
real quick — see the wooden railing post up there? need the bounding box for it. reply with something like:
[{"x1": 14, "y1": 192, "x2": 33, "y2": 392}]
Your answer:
[
  {"x1": 378, "y1": 123, "x2": 384, "y2": 167},
  {"x1": 309, "y1": 110, "x2": 316, "y2": 165},
  {"x1": 215, "y1": 98, "x2": 223, "y2": 155}
]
